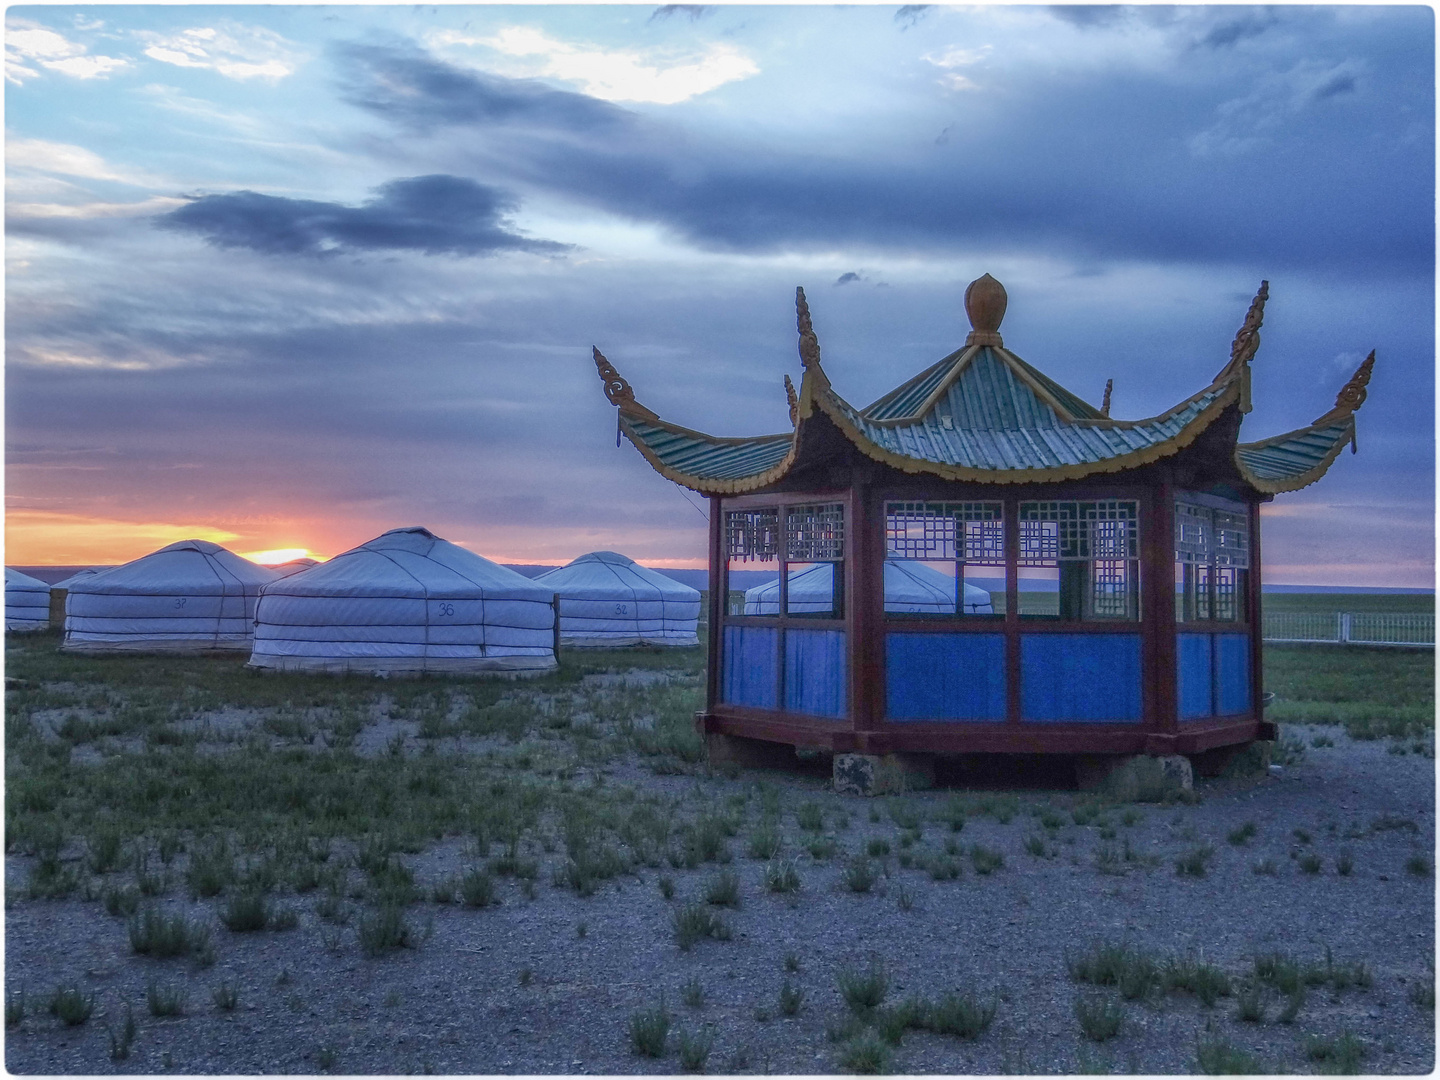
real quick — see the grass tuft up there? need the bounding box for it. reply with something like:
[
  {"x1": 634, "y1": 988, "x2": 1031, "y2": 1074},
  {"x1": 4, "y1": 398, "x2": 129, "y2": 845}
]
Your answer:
[
  {"x1": 676, "y1": 1024, "x2": 713, "y2": 1073},
  {"x1": 673, "y1": 903, "x2": 731, "y2": 951},
  {"x1": 1075, "y1": 994, "x2": 1122, "y2": 1042},
  {"x1": 1174, "y1": 844, "x2": 1215, "y2": 878},
  {"x1": 106, "y1": 1002, "x2": 137, "y2": 1060},
  {"x1": 128, "y1": 906, "x2": 211, "y2": 959},
  {"x1": 1306, "y1": 1031, "x2": 1365, "y2": 1075},
  {"x1": 460, "y1": 868, "x2": 497, "y2": 908},
  {"x1": 629, "y1": 999, "x2": 670, "y2": 1058},
  {"x1": 704, "y1": 869, "x2": 741, "y2": 908},
  {"x1": 836, "y1": 961, "x2": 888, "y2": 1013},
  {"x1": 841, "y1": 857, "x2": 877, "y2": 894},
  {"x1": 146, "y1": 979, "x2": 187, "y2": 1017},
  {"x1": 838, "y1": 1034, "x2": 890, "y2": 1075},
  {"x1": 47, "y1": 984, "x2": 95, "y2": 1026},
  {"x1": 1196, "y1": 1035, "x2": 1265, "y2": 1075},
  {"x1": 357, "y1": 904, "x2": 417, "y2": 957},
  {"x1": 779, "y1": 979, "x2": 804, "y2": 1017}
]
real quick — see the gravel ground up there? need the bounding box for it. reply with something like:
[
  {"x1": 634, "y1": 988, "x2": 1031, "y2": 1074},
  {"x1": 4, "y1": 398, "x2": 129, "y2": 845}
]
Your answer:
[{"x1": 4, "y1": 722, "x2": 1435, "y2": 1075}]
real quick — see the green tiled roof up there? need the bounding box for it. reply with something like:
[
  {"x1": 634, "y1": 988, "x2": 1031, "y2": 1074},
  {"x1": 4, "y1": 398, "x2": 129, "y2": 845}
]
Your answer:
[
  {"x1": 1235, "y1": 421, "x2": 1353, "y2": 493},
  {"x1": 823, "y1": 375, "x2": 1232, "y2": 476},
  {"x1": 596, "y1": 282, "x2": 1369, "y2": 496},
  {"x1": 619, "y1": 415, "x2": 794, "y2": 492}
]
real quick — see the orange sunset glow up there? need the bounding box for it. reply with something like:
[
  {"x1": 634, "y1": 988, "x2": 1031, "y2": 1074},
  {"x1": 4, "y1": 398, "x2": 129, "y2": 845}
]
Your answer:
[
  {"x1": 238, "y1": 548, "x2": 328, "y2": 566},
  {"x1": 3, "y1": 509, "x2": 710, "y2": 571}
]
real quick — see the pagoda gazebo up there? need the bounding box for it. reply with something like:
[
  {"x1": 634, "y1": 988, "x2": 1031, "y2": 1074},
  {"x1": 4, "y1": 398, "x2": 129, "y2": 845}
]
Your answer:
[{"x1": 593, "y1": 276, "x2": 1374, "y2": 790}]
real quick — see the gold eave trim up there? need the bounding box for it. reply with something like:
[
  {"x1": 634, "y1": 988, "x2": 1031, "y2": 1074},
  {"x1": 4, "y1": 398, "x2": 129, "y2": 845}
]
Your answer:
[
  {"x1": 812, "y1": 380, "x2": 1240, "y2": 485},
  {"x1": 1235, "y1": 418, "x2": 1355, "y2": 495},
  {"x1": 617, "y1": 410, "x2": 798, "y2": 495}
]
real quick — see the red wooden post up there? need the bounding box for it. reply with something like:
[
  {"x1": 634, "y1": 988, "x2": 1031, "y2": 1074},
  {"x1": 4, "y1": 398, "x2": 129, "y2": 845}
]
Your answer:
[
  {"x1": 1143, "y1": 480, "x2": 1179, "y2": 733},
  {"x1": 1247, "y1": 498, "x2": 1264, "y2": 725},
  {"x1": 706, "y1": 495, "x2": 724, "y2": 716},
  {"x1": 849, "y1": 483, "x2": 885, "y2": 746},
  {"x1": 1003, "y1": 496, "x2": 1022, "y2": 723}
]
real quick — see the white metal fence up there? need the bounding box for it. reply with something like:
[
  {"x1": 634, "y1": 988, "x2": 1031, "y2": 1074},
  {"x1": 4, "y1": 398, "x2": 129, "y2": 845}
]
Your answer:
[{"x1": 1263, "y1": 612, "x2": 1435, "y2": 648}]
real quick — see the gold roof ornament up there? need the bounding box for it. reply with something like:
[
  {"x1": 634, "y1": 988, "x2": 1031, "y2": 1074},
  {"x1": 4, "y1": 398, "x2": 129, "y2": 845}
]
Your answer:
[
  {"x1": 796, "y1": 287, "x2": 821, "y2": 370},
  {"x1": 784, "y1": 374, "x2": 799, "y2": 427},
  {"x1": 1313, "y1": 350, "x2": 1376, "y2": 452},
  {"x1": 592, "y1": 346, "x2": 659, "y2": 421},
  {"x1": 1214, "y1": 280, "x2": 1268, "y2": 414},
  {"x1": 964, "y1": 273, "x2": 1007, "y2": 347}
]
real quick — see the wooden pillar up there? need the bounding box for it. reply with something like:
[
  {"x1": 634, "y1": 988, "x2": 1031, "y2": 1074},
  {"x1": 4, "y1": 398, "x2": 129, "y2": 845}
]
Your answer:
[
  {"x1": 849, "y1": 483, "x2": 885, "y2": 746},
  {"x1": 705, "y1": 495, "x2": 724, "y2": 714},
  {"x1": 1003, "y1": 497, "x2": 1021, "y2": 724},
  {"x1": 1247, "y1": 498, "x2": 1264, "y2": 723},
  {"x1": 1143, "y1": 480, "x2": 1179, "y2": 733}
]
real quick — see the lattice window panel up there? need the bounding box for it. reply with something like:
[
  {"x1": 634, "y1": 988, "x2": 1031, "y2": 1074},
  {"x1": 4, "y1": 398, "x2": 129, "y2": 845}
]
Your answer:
[
  {"x1": 1194, "y1": 563, "x2": 1213, "y2": 621},
  {"x1": 1019, "y1": 501, "x2": 1138, "y2": 564},
  {"x1": 786, "y1": 503, "x2": 845, "y2": 562},
  {"x1": 1213, "y1": 567, "x2": 1239, "y2": 620},
  {"x1": 1212, "y1": 511, "x2": 1250, "y2": 569},
  {"x1": 1175, "y1": 502, "x2": 1249, "y2": 570},
  {"x1": 726, "y1": 508, "x2": 779, "y2": 563},
  {"x1": 1091, "y1": 561, "x2": 1132, "y2": 619},
  {"x1": 885, "y1": 502, "x2": 1002, "y2": 562},
  {"x1": 1174, "y1": 503, "x2": 1213, "y2": 565}
]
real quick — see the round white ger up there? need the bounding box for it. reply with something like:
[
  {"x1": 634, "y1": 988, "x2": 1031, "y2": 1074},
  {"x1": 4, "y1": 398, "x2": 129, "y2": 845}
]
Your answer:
[
  {"x1": 534, "y1": 551, "x2": 701, "y2": 648},
  {"x1": 248, "y1": 526, "x2": 557, "y2": 676},
  {"x1": 62, "y1": 540, "x2": 280, "y2": 653},
  {"x1": 5, "y1": 568, "x2": 51, "y2": 633},
  {"x1": 743, "y1": 560, "x2": 995, "y2": 615}
]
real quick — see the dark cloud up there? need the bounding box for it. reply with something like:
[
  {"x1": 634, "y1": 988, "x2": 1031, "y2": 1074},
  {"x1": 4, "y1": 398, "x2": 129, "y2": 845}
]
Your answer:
[
  {"x1": 1195, "y1": 10, "x2": 1279, "y2": 50},
  {"x1": 1311, "y1": 72, "x2": 1358, "y2": 100},
  {"x1": 336, "y1": 43, "x2": 630, "y2": 135},
  {"x1": 1046, "y1": 6, "x2": 1128, "y2": 29},
  {"x1": 650, "y1": 6, "x2": 711, "y2": 22},
  {"x1": 156, "y1": 175, "x2": 569, "y2": 258},
  {"x1": 336, "y1": 19, "x2": 1431, "y2": 277},
  {"x1": 894, "y1": 6, "x2": 930, "y2": 29},
  {"x1": 835, "y1": 272, "x2": 861, "y2": 286}
]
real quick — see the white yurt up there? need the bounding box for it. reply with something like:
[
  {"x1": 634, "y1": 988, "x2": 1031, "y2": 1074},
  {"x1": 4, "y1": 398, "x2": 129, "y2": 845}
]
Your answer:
[
  {"x1": 5, "y1": 569, "x2": 52, "y2": 632},
  {"x1": 271, "y1": 558, "x2": 319, "y2": 578},
  {"x1": 533, "y1": 551, "x2": 701, "y2": 647},
  {"x1": 63, "y1": 540, "x2": 281, "y2": 653},
  {"x1": 743, "y1": 560, "x2": 994, "y2": 615},
  {"x1": 249, "y1": 526, "x2": 557, "y2": 676},
  {"x1": 49, "y1": 567, "x2": 110, "y2": 628}
]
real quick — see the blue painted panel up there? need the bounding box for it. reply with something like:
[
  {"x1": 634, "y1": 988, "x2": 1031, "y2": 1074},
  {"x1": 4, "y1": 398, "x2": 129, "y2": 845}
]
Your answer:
[
  {"x1": 784, "y1": 629, "x2": 847, "y2": 718},
  {"x1": 1177, "y1": 633, "x2": 1214, "y2": 720},
  {"x1": 1216, "y1": 633, "x2": 1252, "y2": 715},
  {"x1": 1020, "y1": 634, "x2": 1142, "y2": 723},
  {"x1": 722, "y1": 625, "x2": 778, "y2": 710},
  {"x1": 886, "y1": 633, "x2": 1006, "y2": 721}
]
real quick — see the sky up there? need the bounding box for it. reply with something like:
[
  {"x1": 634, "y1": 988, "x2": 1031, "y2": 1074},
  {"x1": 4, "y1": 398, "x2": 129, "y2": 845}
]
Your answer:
[{"x1": 4, "y1": 4, "x2": 1435, "y2": 586}]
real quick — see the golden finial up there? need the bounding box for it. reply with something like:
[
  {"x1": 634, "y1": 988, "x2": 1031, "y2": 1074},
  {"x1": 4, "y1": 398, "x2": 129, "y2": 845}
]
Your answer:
[
  {"x1": 1313, "y1": 351, "x2": 1376, "y2": 451},
  {"x1": 592, "y1": 347, "x2": 658, "y2": 421},
  {"x1": 784, "y1": 374, "x2": 798, "y2": 427},
  {"x1": 796, "y1": 287, "x2": 821, "y2": 370},
  {"x1": 1100, "y1": 378, "x2": 1113, "y2": 418},
  {"x1": 1232, "y1": 280, "x2": 1269, "y2": 362},
  {"x1": 1212, "y1": 280, "x2": 1268, "y2": 413},
  {"x1": 964, "y1": 273, "x2": 1006, "y2": 347}
]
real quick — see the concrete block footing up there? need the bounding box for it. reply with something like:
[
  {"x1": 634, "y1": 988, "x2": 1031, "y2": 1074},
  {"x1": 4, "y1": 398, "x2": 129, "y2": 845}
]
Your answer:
[
  {"x1": 1076, "y1": 753, "x2": 1193, "y2": 800},
  {"x1": 833, "y1": 752, "x2": 935, "y2": 797}
]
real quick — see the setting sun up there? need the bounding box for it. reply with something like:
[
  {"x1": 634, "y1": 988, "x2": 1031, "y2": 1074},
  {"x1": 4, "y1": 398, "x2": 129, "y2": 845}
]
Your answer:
[{"x1": 239, "y1": 548, "x2": 327, "y2": 566}]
